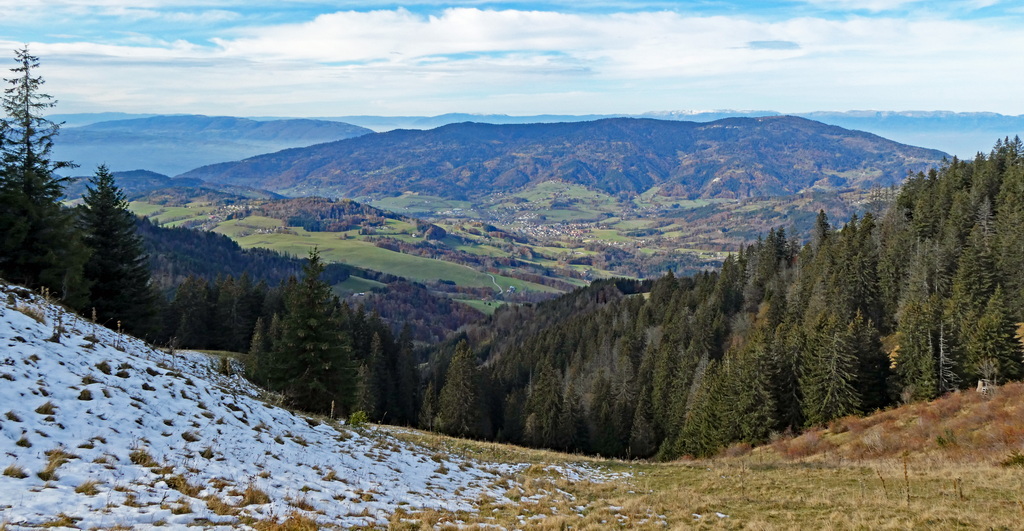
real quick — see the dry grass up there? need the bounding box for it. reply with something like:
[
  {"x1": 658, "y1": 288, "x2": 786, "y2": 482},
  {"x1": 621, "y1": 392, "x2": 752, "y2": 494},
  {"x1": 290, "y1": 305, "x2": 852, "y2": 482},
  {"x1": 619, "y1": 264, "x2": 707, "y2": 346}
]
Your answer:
[
  {"x1": 241, "y1": 483, "x2": 271, "y2": 506},
  {"x1": 37, "y1": 514, "x2": 80, "y2": 528},
  {"x1": 129, "y1": 447, "x2": 158, "y2": 467},
  {"x1": 37, "y1": 447, "x2": 77, "y2": 481},
  {"x1": 768, "y1": 381, "x2": 1024, "y2": 464},
  {"x1": 205, "y1": 495, "x2": 240, "y2": 516},
  {"x1": 252, "y1": 511, "x2": 319, "y2": 531},
  {"x1": 3, "y1": 464, "x2": 28, "y2": 479},
  {"x1": 14, "y1": 304, "x2": 46, "y2": 324},
  {"x1": 74, "y1": 479, "x2": 101, "y2": 495},
  {"x1": 289, "y1": 496, "x2": 315, "y2": 511},
  {"x1": 165, "y1": 474, "x2": 202, "y2": 497},
  {"x1": 373, "y1": 393, "x2": 1024, "y2": 531}
]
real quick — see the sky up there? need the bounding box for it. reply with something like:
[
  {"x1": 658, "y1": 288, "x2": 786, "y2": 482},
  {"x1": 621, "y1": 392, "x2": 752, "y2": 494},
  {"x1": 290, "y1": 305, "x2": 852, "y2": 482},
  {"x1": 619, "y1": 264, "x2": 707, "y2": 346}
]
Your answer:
[{"x1": 1, "y1": 0, "x2": 1022, "y2": 117}]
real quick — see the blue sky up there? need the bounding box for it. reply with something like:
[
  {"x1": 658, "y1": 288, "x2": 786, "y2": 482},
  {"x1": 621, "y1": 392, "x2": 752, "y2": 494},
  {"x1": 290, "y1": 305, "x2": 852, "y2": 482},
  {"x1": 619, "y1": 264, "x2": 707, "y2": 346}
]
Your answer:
[{"x1": 1, "y1": 0, "x2": 1022, "y2": 116}]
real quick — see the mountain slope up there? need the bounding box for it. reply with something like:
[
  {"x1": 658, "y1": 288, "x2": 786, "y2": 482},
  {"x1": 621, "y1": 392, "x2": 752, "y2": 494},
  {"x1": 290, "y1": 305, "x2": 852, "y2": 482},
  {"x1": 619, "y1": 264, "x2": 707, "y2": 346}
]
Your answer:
[
  {"x1": 0, "y1": 281, "x2": 527, "y2": 528},
  {"x1": 181, "y1": 116, "x2": 947, "y2": 200},
  {"x1": 54, "y1": 115, "x2": 373, "y2": 176}
]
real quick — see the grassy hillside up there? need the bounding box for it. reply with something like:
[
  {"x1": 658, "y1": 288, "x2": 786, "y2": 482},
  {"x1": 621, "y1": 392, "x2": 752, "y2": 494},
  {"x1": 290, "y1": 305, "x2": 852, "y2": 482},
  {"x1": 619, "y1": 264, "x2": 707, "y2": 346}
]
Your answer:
[{"x1": 395, "y1": 382, "x2": 1024, "y2": 529}]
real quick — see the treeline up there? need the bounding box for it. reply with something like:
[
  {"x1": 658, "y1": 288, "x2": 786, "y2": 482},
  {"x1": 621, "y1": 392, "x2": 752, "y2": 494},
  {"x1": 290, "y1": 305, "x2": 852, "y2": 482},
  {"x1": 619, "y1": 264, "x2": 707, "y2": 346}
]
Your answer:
[{"x1": 424, "y1": 139, "x2": 1024, "y2": 458}]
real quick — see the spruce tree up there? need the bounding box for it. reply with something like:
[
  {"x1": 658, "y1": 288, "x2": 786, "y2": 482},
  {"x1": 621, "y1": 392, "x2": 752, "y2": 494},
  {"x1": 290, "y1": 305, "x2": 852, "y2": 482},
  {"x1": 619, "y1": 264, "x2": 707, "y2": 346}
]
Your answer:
[
  {"x1": 168, "y1": 276, "x2": 212, "y2": 349},
  {"x1": 965, "y1": 288, "x2": 1020, "y2": 383},
  {"x1": 79, "y1": 164, "x2": 156, "y2": 336},
  {"x1": 800, "y1": 313, "x2": 861, "y2": 426},
  {"x1": 394, "y1": 325, "x2": 419, "y2": 426},
  {"x1": 436, "y1": 340, "x2": 480, "y2": 438},
  {"x1": 523, "y1": 360, "x2": 563, "y2": 449},
  {"x1": 0, "y1": 47, "x2": 88, "y2": 305},
  {"x1": 272, "y1": 249, "x2": 357, "y2": 415}
]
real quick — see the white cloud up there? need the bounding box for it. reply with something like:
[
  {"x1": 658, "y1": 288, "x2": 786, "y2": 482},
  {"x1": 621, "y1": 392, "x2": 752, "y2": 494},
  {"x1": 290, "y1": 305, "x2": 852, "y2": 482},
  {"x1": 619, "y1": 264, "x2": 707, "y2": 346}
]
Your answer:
[{"x1": 3, "y1": 7, "x2": 1022, "y2": 116}]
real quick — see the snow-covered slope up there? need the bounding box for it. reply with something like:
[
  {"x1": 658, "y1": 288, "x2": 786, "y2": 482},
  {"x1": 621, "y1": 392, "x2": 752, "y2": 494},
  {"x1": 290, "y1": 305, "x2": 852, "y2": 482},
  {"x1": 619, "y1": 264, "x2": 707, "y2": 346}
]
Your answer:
[{"x1": 0, "y1": 282, "x2": 525, "y2": 528}]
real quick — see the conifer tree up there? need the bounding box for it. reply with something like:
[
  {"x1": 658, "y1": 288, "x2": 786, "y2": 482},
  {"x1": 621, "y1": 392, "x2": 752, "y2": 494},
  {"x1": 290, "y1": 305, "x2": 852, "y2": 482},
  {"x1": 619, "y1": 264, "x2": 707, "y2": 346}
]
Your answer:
[
  {"x1": 588, "y1": 371, "x2": 621, "y2": 456},
  {"x1": 965, "y1": 287, "x2": 1020, "y2": 383},
  {"x1": 360, "y1": 332, "x2": 388, "y2": 420},
  {"x1": 419, "y1": 381, "x2": 438, "y2": 431},
  {"x1": 436, "y1": 340, "x2": 480, "y2": 438},
  {"x1": 394, "y1": 324, "x2": 419, "y2": 426},
  {"x1": 628, "y1": 389, "x2": 657, "y2": 458},
  {"x1": 893, "y1": 293, "x2": 939, "y2": 400},
  {"x1": 731, "y1": 334, "x2": 778, "y2": 443},
  {"x1": 168, "y1": 276, "x2": 212, "y2": 348},
  {"x1": 523, "y1": 360, "x2": 563, "y2": 449},
  {"x1": 271, "y1": 249, "x2": 357, "y2": 415},
  {"x1": 79, "y1": 164, "x2": 156, "y2": 336},
  {"x1": 0, "y1": 47, "x2": 88, "y2": 305},
  {"x1": 560, "y1": 381, "x2": 589, "y2": 452},
  {"x1": 800, "y1": 313, "x2": 861, "y2": 426}
]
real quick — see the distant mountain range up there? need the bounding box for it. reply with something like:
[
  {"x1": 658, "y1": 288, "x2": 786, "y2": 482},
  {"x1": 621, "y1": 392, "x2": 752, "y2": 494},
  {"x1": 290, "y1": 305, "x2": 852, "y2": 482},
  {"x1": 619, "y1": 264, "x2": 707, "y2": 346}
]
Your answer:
[
  {"x1": 319, "y1": 110, "x2": 1020, "y2": 158},
  {"x1": 52, "y1": 110, "x2": 1022, "y2": 168},
  {"x1": 53, "y1": 115, "x2": 372, "y2": 176},
  {"x1": 180, "y1": 116, "x2": 947, "y2": 201},
  {"x1": 61, "y1": 169, "x2": 282, "y2": 203}
]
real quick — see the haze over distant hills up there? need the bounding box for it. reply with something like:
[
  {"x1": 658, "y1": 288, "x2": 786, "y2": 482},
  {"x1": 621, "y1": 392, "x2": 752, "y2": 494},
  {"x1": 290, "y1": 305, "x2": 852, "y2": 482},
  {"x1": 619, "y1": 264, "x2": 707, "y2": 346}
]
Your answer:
[
  {"x1": 53, "y1": 115, "x2": 372, "y2": 176},
  {"x1": 180, "y1": 116, "x2": 946, "y2": 201}
]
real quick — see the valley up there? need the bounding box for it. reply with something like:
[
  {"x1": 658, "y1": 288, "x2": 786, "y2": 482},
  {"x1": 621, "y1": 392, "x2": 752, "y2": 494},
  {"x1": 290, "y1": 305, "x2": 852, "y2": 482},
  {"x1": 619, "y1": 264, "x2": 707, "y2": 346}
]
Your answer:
[{"x1": 125, "y1": 178, "x2": 885, "y2": 317}]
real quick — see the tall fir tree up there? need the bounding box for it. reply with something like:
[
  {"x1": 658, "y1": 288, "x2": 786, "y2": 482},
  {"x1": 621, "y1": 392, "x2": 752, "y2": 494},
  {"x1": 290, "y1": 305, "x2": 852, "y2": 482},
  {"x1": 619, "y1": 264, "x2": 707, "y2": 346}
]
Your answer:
[
  {"x1": 79, "y1": 164, "x2": 156, "y2": 336},
  {"x1": 270, "y1": 249, "x2": 357, "y2": 415},
  {"x1": 0, "y1": 47, "x2": 88, "y2": 305},
  {"x1": 436, "y1": 340, "x2": 481, "y2": 438},
  {"x1": 800, "y1": 313, "x2": 861, "y2": 426},
  {"x1": 523, "y1": 359, "x2": 563, "y2": 449}
]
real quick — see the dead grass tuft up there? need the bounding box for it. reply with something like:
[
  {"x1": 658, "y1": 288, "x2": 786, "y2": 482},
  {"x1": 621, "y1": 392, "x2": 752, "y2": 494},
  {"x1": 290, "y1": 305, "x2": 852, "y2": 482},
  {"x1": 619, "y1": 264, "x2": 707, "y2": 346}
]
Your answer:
[
  {"x1": 14, "y1": 304, "x2": 45, "y2": 324},
  {"x1": 129, "y1": 447, "x2": 158, "y2": 467},
  {"x1": 37, "y1": 514, "x2": 80, "y2": 528},
  {"x1": 206, "y1": 495, "x2": 240, "y2": 516},
  {"x1": 165, "y1": 474, "x2": 202, "y2": 497},
  {"x1": 75, "y1": 479, "x2": 101, "y2": 495},
  {"x1": 252, "y1": 511, "x2": 319, "y2": 531},
  {"x1": 3, "y1": 464, "x2": 28, "y2": 479},
  {"x1": 37, "y1": 446, "x2": 77, "y2": 481},
  {"x1": 241, "y1": 483, "x2": 271, "y2": 506},
  {"x1": 289, "y1": 496, "x2": 315, "y2": 511}
]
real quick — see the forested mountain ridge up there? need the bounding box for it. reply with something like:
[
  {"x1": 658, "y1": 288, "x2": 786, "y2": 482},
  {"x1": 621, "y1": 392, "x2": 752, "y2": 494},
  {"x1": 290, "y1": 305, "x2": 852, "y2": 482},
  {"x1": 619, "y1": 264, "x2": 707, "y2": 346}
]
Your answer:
[
  {"x1": 423, "y1": 138, "x2": 1024, "y2": 459},
  {"x1": 180, "y1": 116, "x2": 946, "y2": 200}
]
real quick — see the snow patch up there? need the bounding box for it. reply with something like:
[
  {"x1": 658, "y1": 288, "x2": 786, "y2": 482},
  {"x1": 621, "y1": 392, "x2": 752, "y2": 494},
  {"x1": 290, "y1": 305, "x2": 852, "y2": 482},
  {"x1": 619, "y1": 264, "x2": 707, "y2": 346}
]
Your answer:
[{"x1": 0, "y1": 282, "x2": 539, "y2": 528}]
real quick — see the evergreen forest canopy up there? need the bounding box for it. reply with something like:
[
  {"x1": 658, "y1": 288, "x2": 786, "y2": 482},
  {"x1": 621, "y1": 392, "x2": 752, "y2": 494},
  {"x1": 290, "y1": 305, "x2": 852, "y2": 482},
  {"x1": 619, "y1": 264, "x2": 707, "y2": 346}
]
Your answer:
[{"x1": 422, "y1": 139, "x2": 1024, "y2": 458}]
